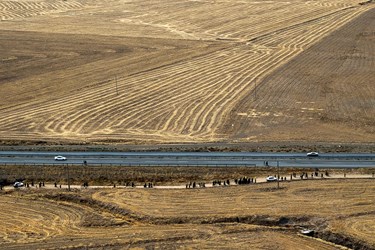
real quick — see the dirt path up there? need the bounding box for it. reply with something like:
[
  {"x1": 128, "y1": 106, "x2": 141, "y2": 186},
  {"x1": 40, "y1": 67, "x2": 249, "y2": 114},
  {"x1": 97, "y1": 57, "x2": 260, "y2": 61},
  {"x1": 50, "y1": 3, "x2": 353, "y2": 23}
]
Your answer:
[{"x1": 4, "y1": 173, "x2": 374, "y2": 191}]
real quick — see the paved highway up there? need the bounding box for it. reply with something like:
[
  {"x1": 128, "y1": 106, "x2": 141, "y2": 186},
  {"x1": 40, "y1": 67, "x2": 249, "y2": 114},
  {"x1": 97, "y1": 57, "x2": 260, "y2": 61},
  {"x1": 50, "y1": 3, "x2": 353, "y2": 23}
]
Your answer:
[{"x1": 0, "y1": 151, "x2": 374, "y2": 168}]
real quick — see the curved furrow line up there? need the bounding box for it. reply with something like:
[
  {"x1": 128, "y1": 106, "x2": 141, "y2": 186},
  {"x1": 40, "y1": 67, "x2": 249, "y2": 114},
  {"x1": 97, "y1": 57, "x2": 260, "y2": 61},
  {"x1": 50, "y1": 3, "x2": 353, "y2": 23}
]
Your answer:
[
  {"x1": 163, "y1": 6, "x2": 276, "y2": 38},
  {"x1": 202, "y1": 44, "x2": 313, "y2": 135},
  {"x1": 43, "y1": 81, "x2": 185, "y2": 134},
  {"x1": 254, "y1": 7, "x2": 357, "y2": 48},
  {"x1": 80, "y1": 49, "x2": 254, "y2": 132},
  {"x1": 90, "y1": 73, "x2": 230, "y2": 133},
  {"x1": 260, "y1": 7, "x2": 357, "y2": 43},
  {"x1": 272, "y1": 7, "x2": 365, "y2": 51},
  {"x1": 243, "y1": 52, "x2": 325, "y2": 120},
  {"x1": 36, "y1": 71, "x2": 183, "y2": 130},
  {"x1": 1, "y1": 45, "x2": 266, "y2": 137},
  {"x1": 270, "y1": 22, "x2": 332, "y2": 53},
  {"x1": 0, "y1": 102, "x2": 72, "y2": 129},
  {"x1": 159, "y1": 2, "x2": 245, "y2": 26},
  {"x1": 41, "y1": 79, "x2": 159, "y2": 131},
  {"x1": 0, "y1": 12, "x2": 21, "y2": 20},
  {"x1": 208, "y1": 7, "x2": 331, "y2": 40},
  {"x1": 238, "y1": 9, "x2": 364, "y2": 125},
  {"x1": 1, "y1": 1, "x2": 371, "y2": 142},
  {"x1": 42, "y1": 47, "x2": 234, "y2": 133},
  {"x1": 41, "y1": 1, "x2": 84, "y2": 10},
  {"x1": 242, "y1": 7, "x2": 335, "y2": 33},
  {"x1": 0, "y1": 199, "x2": 84, "y2": 243},
  {"x1": 165, "y1": 51, "x2": 271, "y2": 133},
  {"x1": 184, "y1": 84, "x2": 234, "y2": 134},
  {"x1": 152, "y1": 104, "x2": 187, "y2": 131},
  {"x1": 258, "y1": 8, "x2": 361, "y2": 62},
  {"x1": 118, "y1": 53, "x2": 257, "y2": 131},
  {"x1": 344, "y1": 216, "x2": 375, "y2": 243},
  {"x1": 304, "y1": 0, "x2": 359, "y2": 8},
  {"x1": 259, "y1": 12, "x2": 339, "y2": 47},
  {"x1": 190, "y1": 51, "x2": 297, "y2": 135},
  {"x1": 0, "y1": 0, "x2": 83, "y2": 20},
  {"x1": 155, "y1": 101, "x2": 218, "y2": 133},
  {"x1": 0, "y1": 119, "x2": 44, "y2": 135},
  {"x1": 0, "y1": 3, "x2": 8, "y2": 10},
  {"x1": 113, "y1": 86, "x2": 200, "y2": 131},
  {"x1": 266, "y1": 7, "x2": 368, "y2": 94},
  {"x1": 154, "y1": 51, "x2": 266, "y2": 131},
  {"x1": 0, "y1": 47, "x2": 262, "y2": 138},
  {"x1": 0, "y1": 43, "x2": 229, "y2": 124},
  {"x1": 65, "y1": 65, "x2": 212, "y2": 133},
  {"x1": 169, "y1": 67, "x2": 261, "y2": 135},
  {"x1": 161, "y1": 72, "x2": 234, "y2": 133},
  {"x1": 0, "y1": 63, "x2": 195, "y2": 134},
  {"x1": 106, "y1": 75, "x2": 223, "y2": 131}
]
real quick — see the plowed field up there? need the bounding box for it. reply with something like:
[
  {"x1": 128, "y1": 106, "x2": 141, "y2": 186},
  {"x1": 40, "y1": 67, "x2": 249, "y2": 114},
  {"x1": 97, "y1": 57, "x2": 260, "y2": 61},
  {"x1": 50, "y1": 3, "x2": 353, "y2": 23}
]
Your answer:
[
  {"x1": 1, "y1": 179, "x2": 374, "y2": 249},
  {"x1": 0, "y1": 0, "x2": 374, "y2": 145}
]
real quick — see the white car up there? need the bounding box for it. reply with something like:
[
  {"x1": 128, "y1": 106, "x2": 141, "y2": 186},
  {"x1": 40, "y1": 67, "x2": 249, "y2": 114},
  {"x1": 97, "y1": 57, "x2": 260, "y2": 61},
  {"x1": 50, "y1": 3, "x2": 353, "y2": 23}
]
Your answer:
[
  {"x1": 54, "y1": 155, "x2": 67, "y2": 161},
  {"x1": 266, "y1": 176, "x2": 277, "y2": 182},
  {"x1": 300, "y1": 229, "x2": 314, "y2": 236},
  {"x1": 13, "y1": 182, "x2": 24, "y2": 188},
  {"x1": 306, "y1": 152, "x2": 319, "y2": 157}
]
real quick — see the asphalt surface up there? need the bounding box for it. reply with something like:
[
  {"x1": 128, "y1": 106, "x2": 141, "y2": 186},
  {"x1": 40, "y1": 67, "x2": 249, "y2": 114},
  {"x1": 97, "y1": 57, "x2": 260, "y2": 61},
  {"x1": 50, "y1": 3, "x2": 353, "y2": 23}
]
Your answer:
[{"x1": 0, "y1": 151, "x2": 374, "y2": 168}]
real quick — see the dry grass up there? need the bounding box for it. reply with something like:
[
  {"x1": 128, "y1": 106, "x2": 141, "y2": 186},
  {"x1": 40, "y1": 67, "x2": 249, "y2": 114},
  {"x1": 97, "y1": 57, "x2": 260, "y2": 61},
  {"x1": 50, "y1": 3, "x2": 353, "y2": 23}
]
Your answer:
[
  {"x1": 1, "y1": 0, "x2": 374, "y2": 248},
  {"x1": 1, "y1": 179, "x2": 374, "y2": 249},
  {"x1": 2, "y1": 164, "x2": 373, "y2": 186},
  {"x1": 0, "y1": 0, "x2": 374, "y2": 145}
]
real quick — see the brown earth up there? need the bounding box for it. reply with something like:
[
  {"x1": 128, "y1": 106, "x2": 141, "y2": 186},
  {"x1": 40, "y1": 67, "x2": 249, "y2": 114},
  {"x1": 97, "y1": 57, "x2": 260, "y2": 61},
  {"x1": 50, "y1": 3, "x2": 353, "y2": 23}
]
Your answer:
[
  {"x1": 0, "y1": 1, "x2": 374, "y2": 248},
  {"x1": 0, "y1": 0, "x2": 374, "y2": 147},
  {"x1": 1, "y1": 178, "x2": 375, "y2": 249},
  {"x1": 223, "y1": 6, "x2": 375, "y2": 144}
]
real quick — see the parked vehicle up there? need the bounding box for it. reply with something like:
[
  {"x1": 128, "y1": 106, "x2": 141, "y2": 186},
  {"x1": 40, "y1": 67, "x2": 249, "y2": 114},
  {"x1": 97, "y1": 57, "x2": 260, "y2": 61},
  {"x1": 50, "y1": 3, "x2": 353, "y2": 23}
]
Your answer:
[
  {"x1": 13, "y1": 181, "x2": 24, "y2": 188},
  {"x1": 300, "y1": 229, "x2": 314, "y2": 236},
  {"x1": 266, "y1": 176, "x2": 277, "y2": 182}
]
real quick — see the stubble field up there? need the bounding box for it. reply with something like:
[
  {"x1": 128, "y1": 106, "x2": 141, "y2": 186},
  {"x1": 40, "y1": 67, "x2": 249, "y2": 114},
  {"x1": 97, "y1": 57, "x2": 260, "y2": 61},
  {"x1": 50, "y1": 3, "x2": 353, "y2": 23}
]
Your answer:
[
  {"x1": 1, "y1": 1, "x2": 375, "y2": 248},
  {"x1": 0, "y1": 0, "x2": 374, "y2": 145},
  {"x1": 1, "y1": 178, "x2": 375, "y2": 249}
]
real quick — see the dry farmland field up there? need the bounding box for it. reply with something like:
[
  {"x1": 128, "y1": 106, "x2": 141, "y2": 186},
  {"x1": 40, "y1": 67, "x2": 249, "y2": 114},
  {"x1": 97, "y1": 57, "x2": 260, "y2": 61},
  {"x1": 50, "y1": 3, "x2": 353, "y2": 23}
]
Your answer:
[
  {"x1": 1, "y1": 0, "x2": 375, "y2": 248},
  {"x1": 0, "y1": 0, "x2": 374, "y2": 146},
  {"x1": 1, "y1": 178, "x2": 375, "y2": 249}
]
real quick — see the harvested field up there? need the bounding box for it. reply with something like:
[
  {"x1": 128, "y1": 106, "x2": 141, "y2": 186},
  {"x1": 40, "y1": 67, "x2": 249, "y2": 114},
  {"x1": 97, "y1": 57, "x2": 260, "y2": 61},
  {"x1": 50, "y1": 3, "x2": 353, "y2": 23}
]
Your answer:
[
  {"x1": 1, "y1": 179, "x2": 374, "y2": 249},
  {"x1": 0, "y1": 0, "x2": 374, "y2": 145},
  {"x1": 1, "y1": 0, "x2": 374, "y2": 248}
]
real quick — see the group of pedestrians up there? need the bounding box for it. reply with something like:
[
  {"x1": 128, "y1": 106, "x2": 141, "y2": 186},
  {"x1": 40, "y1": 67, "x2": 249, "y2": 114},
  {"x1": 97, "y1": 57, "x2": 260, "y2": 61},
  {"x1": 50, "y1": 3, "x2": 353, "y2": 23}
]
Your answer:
[
  {"x1": 290, "y1": 170, "x2": 330, "y2": 180},
  {"x1": 235, "y1": 177, "x2": 256, "y2": 185},
  {"x1": 184, "y1": 177, "x2": 259, "y2": 189},
  {"x1": 186, "y1": 181, "x2": 206, "y2": 188},
  {"x1": 9, "y1": 168, "x2": 375, "y2": 191},
  {"x1": 144, "y1": 182, "x2": 153, "y2": 188}
]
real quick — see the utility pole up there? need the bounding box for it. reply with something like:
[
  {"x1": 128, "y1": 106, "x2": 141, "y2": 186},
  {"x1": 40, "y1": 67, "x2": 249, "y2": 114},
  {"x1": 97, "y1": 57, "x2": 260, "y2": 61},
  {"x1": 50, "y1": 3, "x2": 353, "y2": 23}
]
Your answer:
[{"x1": 66, "y1": 164, "x2": 71, "y2": 191}]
